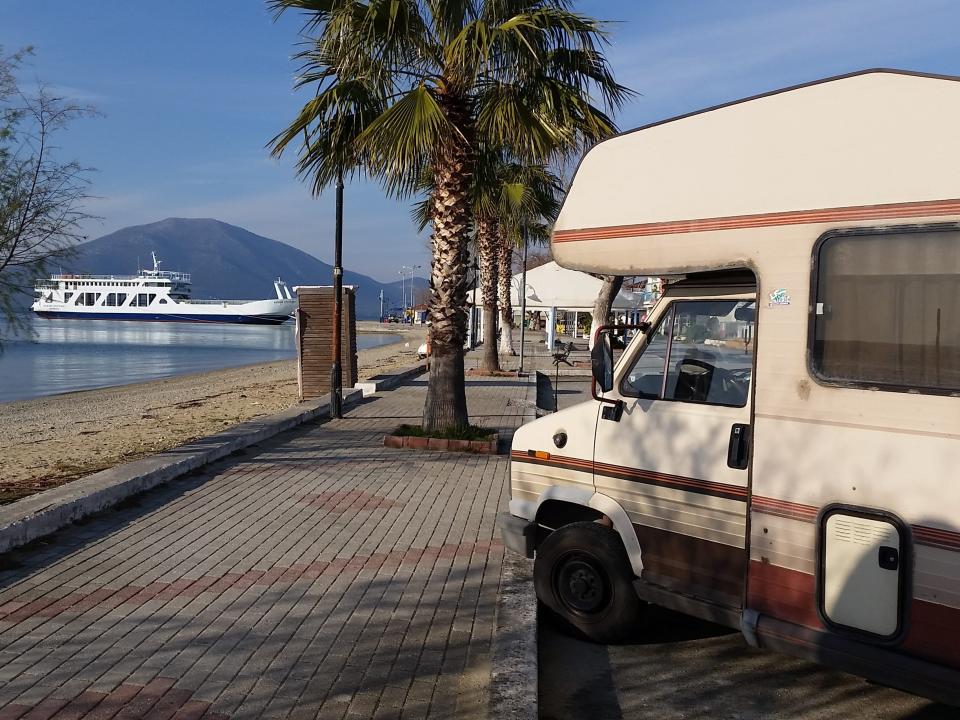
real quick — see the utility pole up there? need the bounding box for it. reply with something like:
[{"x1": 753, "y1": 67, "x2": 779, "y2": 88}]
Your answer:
[{"x1": 331, "y1": 166, "x2": 344, "y2": 419}]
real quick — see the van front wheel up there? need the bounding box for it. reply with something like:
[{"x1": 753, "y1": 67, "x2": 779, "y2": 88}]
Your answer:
[{"x1": 534, "y1": 521, "x2": 646, "y2": 643}]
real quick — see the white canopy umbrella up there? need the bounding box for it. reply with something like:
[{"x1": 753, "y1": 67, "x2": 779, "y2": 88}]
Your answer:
[{"x1": 468, "y1": 261, "x2": 645, "y2": 349}]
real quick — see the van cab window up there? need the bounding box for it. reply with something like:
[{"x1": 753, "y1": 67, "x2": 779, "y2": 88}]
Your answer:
[{"x1": 622, "y1": 300, "x2": 756, "y2": 407}]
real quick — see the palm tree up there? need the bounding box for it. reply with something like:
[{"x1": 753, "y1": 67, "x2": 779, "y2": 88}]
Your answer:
[
  {"x1": 270, "y1": 0, "x2": 630, "y2": 431},
  {"x1": 494, "y1": 164, "x2": 562, "y2": 356},
  {"x1": 475, "y1": 214, "x2": 501, "y2": 371},
  {"x1": 417, "y1": 156, "x2": 562, "y2": 370},
  {"x1": 413, "y1": 149, "x2": 509, "y2": 374},
  {"x1": 471, "y1": 150, "x2": 506, "y2": 372}
]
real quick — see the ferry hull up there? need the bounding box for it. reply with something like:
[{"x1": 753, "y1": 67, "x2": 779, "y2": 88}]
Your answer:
[{"x1": 32, "y1": 311, "x2": 291, "y2": 324}]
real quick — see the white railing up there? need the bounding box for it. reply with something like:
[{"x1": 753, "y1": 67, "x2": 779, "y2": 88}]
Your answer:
[
  {"x1": 49, "y1": 272, "x2": 192, "y2": 282},
  {"x1": 182, "y1": 299, "x2": 251, "y2": 305}
]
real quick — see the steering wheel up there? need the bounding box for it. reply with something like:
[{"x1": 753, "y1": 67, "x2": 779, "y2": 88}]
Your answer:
[{"x1": 675, "y1": 358, "x2": 747, "y2": 404}]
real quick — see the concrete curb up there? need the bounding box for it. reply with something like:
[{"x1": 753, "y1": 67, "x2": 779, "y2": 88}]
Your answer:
[
  {"x1": 489, "y1": 374, "x2": 539, "y2": 720},
  {"x1": 0, "y1": 387, "x2": 360, "y2": 555},
  {"x1": 0, "y1": 361, "x2": 434, "y2": 556},
  {"x1": 490, "y1": 553, "x2": 538, "y2": 720}
]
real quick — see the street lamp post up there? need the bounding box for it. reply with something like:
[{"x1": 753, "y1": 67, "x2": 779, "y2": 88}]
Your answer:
[
  {"x1": 331, "y1": 166, "x2": 344, "y2": 419},
  {"x1": 399, "y1": 264, "x2": 421, "y2": 322},
  {"x1": 411, "y1": 264, "x2": 422, "y2": 314},
  {"x1": 470, "y1": 251, "x2": 478, "y2": 349}
]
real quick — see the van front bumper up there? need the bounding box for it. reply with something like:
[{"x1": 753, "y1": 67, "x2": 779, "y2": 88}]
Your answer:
[{"x1": 498, "y1": 512, "x2": 536, "y2": 558}]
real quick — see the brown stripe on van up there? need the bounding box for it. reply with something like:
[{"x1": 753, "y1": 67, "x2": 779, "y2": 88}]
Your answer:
[
  {"x1": 635, "y1": 524, "x2": 745, "y2": 602},
  {"x1": 751, "y1": 496, "x2": 819, "y2": 523},
  {"x1": 747, "y1": 560, "x2": 822, "y2": 630},
  {"x1": 752, "y1": 499, "x2": 960, "y2": 553},
  {"x1": 748, "y1": 560, "x2": 960, "y2": 670},
  {"x1": 510, "y1": 452, "x2": 593, "y2": 472},
  {"x1": 593, "y1": 461, "x2": 748, "y2": 502},
  {"x1": 905, "y1": 599, "x2": 960, "y2": 668},
  {"x1": 554, "y1": 197, "x2": 960, "y2": 242},
  {"x1": 512, "y1": 451, "x2": 747, "y2": 502}
]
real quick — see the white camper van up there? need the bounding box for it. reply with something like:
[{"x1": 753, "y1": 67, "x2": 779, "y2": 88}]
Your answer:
[{"x1": 499, "y1": 70, "x2": 960, "y2": 704}]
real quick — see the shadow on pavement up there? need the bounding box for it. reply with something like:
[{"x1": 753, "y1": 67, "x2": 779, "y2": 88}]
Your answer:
[{"x1": 538, "y1": 605, "x2": 956, "y2": 720}]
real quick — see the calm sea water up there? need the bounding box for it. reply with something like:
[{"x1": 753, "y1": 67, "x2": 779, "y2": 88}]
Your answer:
[{"x1": 0, "y1": 316, "x2": 400, "y2": 403}]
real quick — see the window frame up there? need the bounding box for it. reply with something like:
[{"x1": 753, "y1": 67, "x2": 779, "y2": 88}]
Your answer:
[
  {"x1": 807, "y1": 222, "x2": 960, "y2": 397},
  {"x1": 618, "y1": 299, "x2": 755, "y2": 408}
]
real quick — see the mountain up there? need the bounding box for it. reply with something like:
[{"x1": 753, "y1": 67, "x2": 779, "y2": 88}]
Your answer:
[{"x1": 58, "y1": 218, "x2": 426, "y2": 319}]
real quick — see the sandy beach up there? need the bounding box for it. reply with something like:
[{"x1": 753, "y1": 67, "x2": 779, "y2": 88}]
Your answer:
[{"x1": 0, "y1": 321, "x2": 427, "y2": 503}]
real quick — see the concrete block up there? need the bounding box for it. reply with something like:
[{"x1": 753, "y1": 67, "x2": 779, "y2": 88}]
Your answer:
[{"x1": 353, "y1": 362, "x2": 426, "y2": 397}]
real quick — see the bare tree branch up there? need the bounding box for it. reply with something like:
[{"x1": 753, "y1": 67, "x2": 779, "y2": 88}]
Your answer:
[{"x1": 0, "y1": 48, "x2": 98, "y2": 341}]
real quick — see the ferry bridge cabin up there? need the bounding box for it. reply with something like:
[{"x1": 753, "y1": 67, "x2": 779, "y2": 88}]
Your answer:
[{"x1": 501, "y1": 70, "x2": 960, "y2": 704}]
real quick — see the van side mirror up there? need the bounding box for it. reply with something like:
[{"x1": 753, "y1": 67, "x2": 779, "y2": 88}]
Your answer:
[
  {"x1": 591, "y1": 332, "x2": 614, "y2": 393},
  {"x1": 592, "y1": 323, "x2": 650, "y2": 404}
]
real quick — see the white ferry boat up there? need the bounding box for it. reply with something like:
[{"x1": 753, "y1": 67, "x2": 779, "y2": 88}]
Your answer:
[{"x1": 32, "y1": 253, "x2": 296, "y2": 324}]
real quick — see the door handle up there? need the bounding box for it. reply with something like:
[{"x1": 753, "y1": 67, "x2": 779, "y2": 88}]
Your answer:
[
  {"x1": 878, "y1": 546, "x2": 899, "y2": 571},
  {"x1": 727, "y1": 423, "x2": 751, "y2": 469},
  {"x1": 600, "y1": 400, "x2": 624, "y2": 422}
]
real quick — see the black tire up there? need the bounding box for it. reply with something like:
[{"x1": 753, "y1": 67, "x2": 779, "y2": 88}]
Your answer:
[{"x1": 534, "y1": 521, "x2": 646, "y2": 644}]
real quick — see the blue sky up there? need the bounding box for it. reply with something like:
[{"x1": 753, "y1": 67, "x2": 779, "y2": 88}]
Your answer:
[{"x1": 3, "y1": 0, "x2": 959, "y2": 282}]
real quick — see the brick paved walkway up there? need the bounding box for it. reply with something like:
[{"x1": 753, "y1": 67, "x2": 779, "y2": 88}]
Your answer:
[{"x1": 0, "y1": 374, "x2": 533, "y2": 719}]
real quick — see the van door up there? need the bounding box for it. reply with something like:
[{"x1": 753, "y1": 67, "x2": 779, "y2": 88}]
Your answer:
[{"x1": 593, "y1": 291, "x2": 756, "y2": 608}]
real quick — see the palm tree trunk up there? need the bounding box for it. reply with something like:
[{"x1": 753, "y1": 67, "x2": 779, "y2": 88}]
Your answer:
[
  {"x1": 497, "y1": 240, "x2": 515, "y2": 355},
  {"x1": 423, "y1": 96, "x2": 472, "y2": 432},
  {"x1": 476, "y1": 217, "x2": 500, "y2": 372},
  {"x1": 589, "y1": 275, "x2": 624, "y2": 349}
]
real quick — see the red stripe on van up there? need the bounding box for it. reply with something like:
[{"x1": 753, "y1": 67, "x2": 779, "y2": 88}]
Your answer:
[
  {"x1": 554, "y1": 198, "x2": 960, "y2": 242},
  {"x1": 748, "y1": 561, "x2": 960, "y2": 668}
]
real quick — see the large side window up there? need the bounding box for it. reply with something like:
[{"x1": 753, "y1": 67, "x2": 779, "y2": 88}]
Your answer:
[
  {"x1": 812, "y1": 227, "x2": 960, "y2": 393},
  {"x1": 622, "y1": 300, "x2": 756, "y2": 407}
]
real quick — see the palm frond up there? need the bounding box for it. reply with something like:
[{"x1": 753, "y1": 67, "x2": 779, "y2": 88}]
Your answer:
[
  {"x1": 356, "y1": 84, "x2": 452, "y2": 196},
  {"x1": 474, "y1": 82, "x2": 565, "y2": 160},
  {"x1": 267, "y1": 0, "x2": 343, "y2": 32}
]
